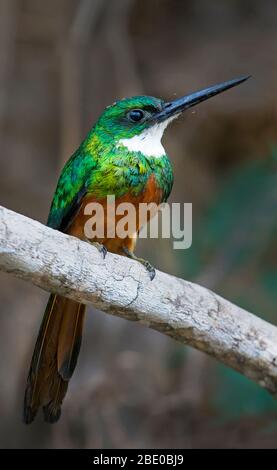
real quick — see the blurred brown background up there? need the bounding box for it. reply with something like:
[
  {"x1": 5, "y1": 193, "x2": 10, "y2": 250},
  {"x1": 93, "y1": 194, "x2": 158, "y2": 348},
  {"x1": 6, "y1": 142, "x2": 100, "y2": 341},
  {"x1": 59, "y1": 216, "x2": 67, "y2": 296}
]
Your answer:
[{"x1": 0, "y1": 0, "x2": 277, "y2": 449}]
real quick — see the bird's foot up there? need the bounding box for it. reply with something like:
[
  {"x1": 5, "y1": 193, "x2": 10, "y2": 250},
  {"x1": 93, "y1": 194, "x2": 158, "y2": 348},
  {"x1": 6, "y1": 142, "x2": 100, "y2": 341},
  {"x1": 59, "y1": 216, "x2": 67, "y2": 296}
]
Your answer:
[
  {"x1": 87, "y1": 241, "x2": 107, "y2": 259},
  {"x1": 122, "y1": 247, "x2": 156, "y2": 281}
]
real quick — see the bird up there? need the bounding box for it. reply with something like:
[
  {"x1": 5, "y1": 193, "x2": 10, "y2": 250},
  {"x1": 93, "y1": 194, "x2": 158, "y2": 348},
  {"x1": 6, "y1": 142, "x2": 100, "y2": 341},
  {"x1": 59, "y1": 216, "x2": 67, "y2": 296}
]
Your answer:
[{"x1": 23, "y1": 75, "x2": 249, "y2": 424}]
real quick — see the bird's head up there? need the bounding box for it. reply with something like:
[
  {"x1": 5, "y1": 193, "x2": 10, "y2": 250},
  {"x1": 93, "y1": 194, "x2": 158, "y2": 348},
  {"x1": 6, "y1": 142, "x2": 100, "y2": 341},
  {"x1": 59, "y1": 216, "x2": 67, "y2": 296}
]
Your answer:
[{"x1": 94, "y1": 76, "x2": 250, "y2": 157}]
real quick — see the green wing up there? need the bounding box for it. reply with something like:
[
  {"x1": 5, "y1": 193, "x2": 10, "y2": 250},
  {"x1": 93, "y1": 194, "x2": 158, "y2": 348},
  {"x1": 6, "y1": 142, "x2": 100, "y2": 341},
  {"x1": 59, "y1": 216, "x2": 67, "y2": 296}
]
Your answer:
[{"x1": 47, "y1": 151, "x2": 96, "y2": 232}]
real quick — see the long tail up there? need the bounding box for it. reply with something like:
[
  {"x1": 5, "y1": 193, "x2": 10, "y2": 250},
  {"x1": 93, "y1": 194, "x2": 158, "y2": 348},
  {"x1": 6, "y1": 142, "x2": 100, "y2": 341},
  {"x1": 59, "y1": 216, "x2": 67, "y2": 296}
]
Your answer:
[{"x1": 23, "y1": 294, "x2": 86, "y2": 424}]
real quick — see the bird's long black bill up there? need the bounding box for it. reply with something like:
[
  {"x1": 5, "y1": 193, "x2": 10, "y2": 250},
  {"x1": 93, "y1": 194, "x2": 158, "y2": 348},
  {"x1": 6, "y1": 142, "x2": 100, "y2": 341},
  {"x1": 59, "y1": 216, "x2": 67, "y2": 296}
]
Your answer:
[{"x1": 155, "y1": 75, "x2": 250, "y2": 122}]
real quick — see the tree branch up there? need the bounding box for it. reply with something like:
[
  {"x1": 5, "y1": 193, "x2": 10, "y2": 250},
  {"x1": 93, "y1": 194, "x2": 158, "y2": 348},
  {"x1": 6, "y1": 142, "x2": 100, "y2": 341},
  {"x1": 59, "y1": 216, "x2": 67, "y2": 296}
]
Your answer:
[{"x1": 1, "y1": 204, "x2": 277, "y2": 396}]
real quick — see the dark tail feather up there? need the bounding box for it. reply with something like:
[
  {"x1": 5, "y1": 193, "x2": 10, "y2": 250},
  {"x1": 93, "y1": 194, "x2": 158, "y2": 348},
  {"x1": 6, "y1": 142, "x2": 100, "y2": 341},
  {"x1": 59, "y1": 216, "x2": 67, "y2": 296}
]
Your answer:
[
  {"x1": 57, "y1": 299, "x2": 86, "y2": 380},
  {"x1": 23, "y1": 294, "x2": 86, "y2": 424}
]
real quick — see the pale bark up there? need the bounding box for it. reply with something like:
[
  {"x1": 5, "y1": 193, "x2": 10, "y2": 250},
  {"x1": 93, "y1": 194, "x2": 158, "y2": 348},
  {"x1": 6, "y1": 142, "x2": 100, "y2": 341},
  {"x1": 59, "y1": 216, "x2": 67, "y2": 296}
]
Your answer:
[{"x1": 1, "y1": 205, "x2": 277, "y2": 396}]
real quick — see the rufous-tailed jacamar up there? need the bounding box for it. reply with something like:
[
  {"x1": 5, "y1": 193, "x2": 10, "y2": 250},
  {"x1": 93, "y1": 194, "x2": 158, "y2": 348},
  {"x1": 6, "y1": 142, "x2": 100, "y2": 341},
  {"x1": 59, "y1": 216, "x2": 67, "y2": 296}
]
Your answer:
[{"x1": 24, "y1": 76, "x2": 249, "y2": 423}]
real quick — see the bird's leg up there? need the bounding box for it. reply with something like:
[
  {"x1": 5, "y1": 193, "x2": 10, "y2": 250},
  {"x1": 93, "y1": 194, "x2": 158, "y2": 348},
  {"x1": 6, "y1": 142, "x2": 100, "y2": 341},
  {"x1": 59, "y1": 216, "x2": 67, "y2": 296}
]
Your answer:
[
  {"x1": 122, "y1": 246, "x2": 156, "y2": 281},
  {"x1": 85, "y1": 240, "x2": 107, "y2": 259}
]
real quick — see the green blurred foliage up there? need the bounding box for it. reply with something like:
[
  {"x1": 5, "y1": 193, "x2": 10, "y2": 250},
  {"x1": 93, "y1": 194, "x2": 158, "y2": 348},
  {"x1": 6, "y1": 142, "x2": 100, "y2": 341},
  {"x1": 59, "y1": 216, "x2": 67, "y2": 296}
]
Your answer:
[{"x1": 213, "y1": 365, "x2": 277, "y2": 419}]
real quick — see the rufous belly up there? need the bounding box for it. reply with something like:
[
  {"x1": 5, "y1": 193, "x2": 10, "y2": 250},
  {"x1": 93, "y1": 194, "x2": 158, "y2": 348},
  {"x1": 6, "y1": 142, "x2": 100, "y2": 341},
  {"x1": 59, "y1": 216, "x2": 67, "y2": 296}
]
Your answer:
[{"x1": 67, "y1": 174, "x2": 163, "y2": 254}]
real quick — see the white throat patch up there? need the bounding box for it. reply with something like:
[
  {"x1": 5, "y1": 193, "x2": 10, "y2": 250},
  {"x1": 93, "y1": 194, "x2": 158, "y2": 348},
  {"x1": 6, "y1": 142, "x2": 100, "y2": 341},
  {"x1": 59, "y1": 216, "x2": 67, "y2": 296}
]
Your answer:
[{"x1": 118, "y1": 115, "x2": 178, "y2": 158}]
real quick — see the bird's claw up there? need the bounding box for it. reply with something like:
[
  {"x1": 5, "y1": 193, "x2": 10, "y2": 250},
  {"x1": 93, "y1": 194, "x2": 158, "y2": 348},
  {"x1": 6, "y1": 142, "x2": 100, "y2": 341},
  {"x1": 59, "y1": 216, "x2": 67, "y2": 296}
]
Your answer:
[
  {"x1": 88, "y1": 241, "x2": 107, "y2": 259},
  {"x1": 143, "y1": 260, "x2": 156, "y2": 281},
  {"x1": 122, "y1": 246, "x2": 155, "y2": 281}
]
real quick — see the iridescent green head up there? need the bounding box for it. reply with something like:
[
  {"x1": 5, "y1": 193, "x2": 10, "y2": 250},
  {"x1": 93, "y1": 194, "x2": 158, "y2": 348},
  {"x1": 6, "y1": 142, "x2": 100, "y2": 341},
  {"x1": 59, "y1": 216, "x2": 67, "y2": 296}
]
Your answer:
[
  {"x1": 87, "y1": 76, "x2": 250, "y2": 157},
  {"x1": 95, "y1": 95, "x2": 164, "y2": 140}
]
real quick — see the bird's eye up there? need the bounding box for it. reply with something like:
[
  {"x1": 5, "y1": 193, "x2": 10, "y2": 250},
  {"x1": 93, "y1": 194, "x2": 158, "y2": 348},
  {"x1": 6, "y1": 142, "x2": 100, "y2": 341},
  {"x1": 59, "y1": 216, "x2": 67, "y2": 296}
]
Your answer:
[{"x1": 127, "y1": 109, "x2": 145, "y2": 122}]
